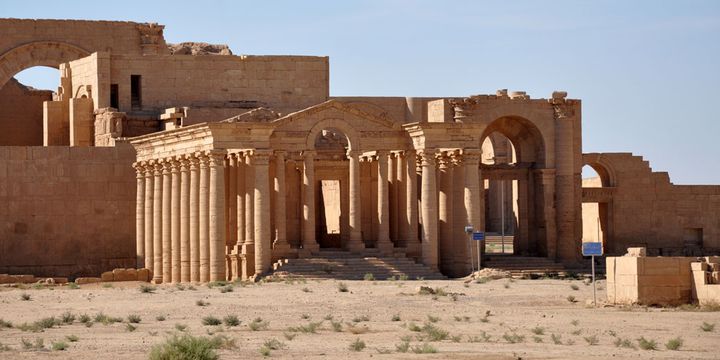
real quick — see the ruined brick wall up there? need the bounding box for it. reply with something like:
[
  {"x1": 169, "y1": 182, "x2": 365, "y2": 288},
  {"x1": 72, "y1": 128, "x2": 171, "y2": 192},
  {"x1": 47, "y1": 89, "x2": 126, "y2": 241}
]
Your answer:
[
  {"x1": 0, "y1": 145, "x2": 136, "y2": 278},
  {"x1": 585, "y1": 153, "x2": 720, "y2": 255},
  {"x1": 0, "y1": 79, "x2": 52, "y2": 145},
  {"x1": 81, "y1": 54, "x2": 329, "y2": 117}
]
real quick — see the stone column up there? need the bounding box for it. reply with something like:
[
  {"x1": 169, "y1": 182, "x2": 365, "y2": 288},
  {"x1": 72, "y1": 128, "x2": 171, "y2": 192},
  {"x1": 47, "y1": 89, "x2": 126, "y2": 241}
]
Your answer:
[
  {"x1": 389, "y1": 153, "x2": 398, "y2": 244},
  {"x1": 396, "y1": 152, "x2": 407, "y2": 247},
  {"x1": 254, "y1": 150, "x2": 272, "y2": 276},
  {"x1": 208, "y1": 151, "x2": 226, "y2": 282},
  {"x1": 226, "y1": 154, "x2": 237, "y2": 250},
  {"x1": 273, "y1": 151, "x2": 291, "y2": 255},
  {"x1": 463, "y1": 149, "x2": 482, "y2": 268},
  {"x1": 198, "y1": 153, "x2": 210, "y2": 282},
  {"x1": 302, "y1": 150, "x2": 319, "y2": 252},
  {"x1": 405, "y1": 150, "x2": 419, "y2": 256},
  {"x1": 539, "y1": 169, "x2": 557, "y2": 260},
  {"x1": 243, "y1": 151, "x2": 255, "y2": 279},
  {"x1": 152, "y1": 161, "x2": 163, "y2": 283},
  {"x1": 230, "y1": 153, "x2": 245, "y2": 280},
  {"x1": 376, "y1": 151, "x2": 392, "y2": 254},
  {"x1": 189, "y1": 156, "x2": 200, "y2": 282},
  {"x1": 419, "y1": 149, "x2": 438, "y2": 269},
  {"x1": 170, "y1": 158, "x2": 181, "y2": 282},
  {"x1": 451, "y1": 151, "x2": 467, "y2": 274},
  {"x1": 554, "y1": 108, "x2": 577, "y2": 263},
  {"x1": 144, "y1": 163, "x2": 154, "y2": 271},
  {"x1": 133, "y1": 162, "x2": 145, "y2": 268},
  {"x1": 438, "y1": 153, "x2": 453, "y2": 273},
  {"x1": 180, "y1": 157, "x2": 191, "y2": 282},
  {"x1": 347, "y1": 149, "x2": 364, "y2": 252},
  {"x1": 162, "y1": 160, "x2": 172, "y2": 283}
]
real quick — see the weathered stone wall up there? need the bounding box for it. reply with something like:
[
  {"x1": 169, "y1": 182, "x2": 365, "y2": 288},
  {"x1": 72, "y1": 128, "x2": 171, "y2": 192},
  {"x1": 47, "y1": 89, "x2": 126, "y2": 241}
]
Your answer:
[
  {"x1": 0, "y1": 145, "x2": 136, "y2": 278},
  {"x1": 68, "y1": 53, "x2": 329, "y2": 117},
  {"x1": 606, "y1": 254, "x2": 694, "y2": 305},
  {"x1": 0, "y1": 79, "x2": 52, "y2": 145},
  {"x1": 584, "y1": 153, "x2": 720, "y2": 255}
]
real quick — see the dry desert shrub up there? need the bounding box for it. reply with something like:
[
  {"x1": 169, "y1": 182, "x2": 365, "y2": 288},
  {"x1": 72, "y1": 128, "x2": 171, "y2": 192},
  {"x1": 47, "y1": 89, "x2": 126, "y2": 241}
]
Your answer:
[{"x1": 149, "y1": 334, "x2": 220, "y2": 360}]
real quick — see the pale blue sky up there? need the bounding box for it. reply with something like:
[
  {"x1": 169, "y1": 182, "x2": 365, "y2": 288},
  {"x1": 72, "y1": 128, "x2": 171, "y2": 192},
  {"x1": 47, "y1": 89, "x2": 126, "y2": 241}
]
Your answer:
[{"x1": 3, "y1": 1, "x2": 719, "y2": 184}]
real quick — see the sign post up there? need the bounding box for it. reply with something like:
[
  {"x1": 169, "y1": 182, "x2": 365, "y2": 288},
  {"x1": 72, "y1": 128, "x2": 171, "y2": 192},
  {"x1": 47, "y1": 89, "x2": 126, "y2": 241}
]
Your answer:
[
  {"x1": 581, "y1": 242, "x2": 603, "y2": 307},
  {"x1": 472, "y1": 231, "x2": 484, "y2": 271},
  {"x1": 464, "y1": 225, "x2": 474, "y2": 273}
]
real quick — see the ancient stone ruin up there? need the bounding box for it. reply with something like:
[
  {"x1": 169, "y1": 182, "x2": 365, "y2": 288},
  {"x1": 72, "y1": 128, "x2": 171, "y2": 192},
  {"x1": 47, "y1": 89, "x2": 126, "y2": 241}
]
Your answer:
[{"x1": 0, "y1": 19, "x2": 718, "y2": 290}]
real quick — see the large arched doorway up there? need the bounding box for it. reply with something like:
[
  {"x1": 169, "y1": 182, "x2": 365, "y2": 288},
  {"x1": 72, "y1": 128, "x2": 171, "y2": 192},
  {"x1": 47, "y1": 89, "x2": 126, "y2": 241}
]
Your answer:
[
  {"x1": 581, "y1": 158, "x2": 616, "y2": 254},
  {"x1": 0, "y1": 41, "x2": 89, "y2": 90},
  {"x1": 313, "y1": 128, "x2": 350, "y2": 248},
  {"x1": 479, "y1": 116, "x2": 548, "y2": 257}
]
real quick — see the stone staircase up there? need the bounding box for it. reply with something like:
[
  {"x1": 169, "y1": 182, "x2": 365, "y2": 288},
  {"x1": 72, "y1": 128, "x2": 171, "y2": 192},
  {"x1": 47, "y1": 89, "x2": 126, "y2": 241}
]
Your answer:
[
  {"x1": 271, "y1": 249, "x2": 446, "y2": 280},
  {"x1": 483, "y1": 255, "x2": 567, "y2": 278}
]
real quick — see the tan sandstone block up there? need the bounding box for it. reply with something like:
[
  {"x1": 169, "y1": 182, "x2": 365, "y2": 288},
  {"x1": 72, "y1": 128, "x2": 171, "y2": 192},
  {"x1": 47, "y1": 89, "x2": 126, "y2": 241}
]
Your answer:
[
  {"x1": 692, "y1": 262, "x2": 709, "y2": 272},
  {"x1": 0, "y1": 274, "x2": 10, "y2": 284},
  {"x1": 113, "y1": 268, "x2": 135, "y2": 281},
  {"x1": 14, "y1": 275, "x2": 35, "y2": 283},
  {"x1": 52, "y1": 277, "x2": 68, "y2": 284},
  {"x1": 75, "y1": 277, "x2": 101, "y2": 284},
  {"x1": 625, "y1": 247, "x2": 646, "y2": 257},
  {"x1": 712, "y1": 272, "x2": 720, "y2": 284},
  {"x1": 137, "y1": 268, "x2": 151, "y2": 282},
  {"x1": 125, "y1": 268, "x2": 138, "y2": 281},
  {"x1": 101, "y1": 271, "x2": 114, "y2": 282}
]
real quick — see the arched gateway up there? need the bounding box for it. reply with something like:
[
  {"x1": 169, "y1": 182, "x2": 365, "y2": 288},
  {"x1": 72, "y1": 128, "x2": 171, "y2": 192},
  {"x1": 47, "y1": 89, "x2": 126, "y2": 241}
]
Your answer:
[{"x1": 130, "y1": 92, "x2": 583, "y2": 282}]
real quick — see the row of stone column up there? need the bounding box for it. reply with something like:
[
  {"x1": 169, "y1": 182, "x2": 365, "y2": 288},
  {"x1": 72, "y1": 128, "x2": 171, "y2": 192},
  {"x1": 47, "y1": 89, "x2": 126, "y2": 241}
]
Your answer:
[
  {"x1": 416, "y1": 148, "x2": 483, "y2": 271},
  {"x1": 133, "y1": 151, "x2": 225, "y2": 283}
]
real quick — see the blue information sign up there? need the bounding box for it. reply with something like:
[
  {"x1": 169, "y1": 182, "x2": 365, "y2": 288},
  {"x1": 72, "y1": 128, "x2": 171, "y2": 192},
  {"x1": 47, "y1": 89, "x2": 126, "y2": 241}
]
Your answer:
[
  {"x1": 472, "y1": 232, "x2": 485, "y2": 241},
  {"x1": 582, "y1": 242, "x2": 603, "y2": 256}
]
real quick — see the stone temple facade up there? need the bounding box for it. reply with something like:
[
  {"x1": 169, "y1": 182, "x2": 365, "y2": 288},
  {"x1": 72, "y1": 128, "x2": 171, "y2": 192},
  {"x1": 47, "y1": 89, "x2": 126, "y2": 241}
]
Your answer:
[{"x1": 0, "y1": 19, "x2": 718, "y2": 281}]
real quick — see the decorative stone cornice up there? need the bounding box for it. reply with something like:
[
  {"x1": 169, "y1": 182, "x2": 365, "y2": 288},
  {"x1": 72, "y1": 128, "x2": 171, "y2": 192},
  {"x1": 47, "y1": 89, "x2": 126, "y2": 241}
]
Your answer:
[{"x1": 462, "y1": 148, "x2": 482, "y2": 164}]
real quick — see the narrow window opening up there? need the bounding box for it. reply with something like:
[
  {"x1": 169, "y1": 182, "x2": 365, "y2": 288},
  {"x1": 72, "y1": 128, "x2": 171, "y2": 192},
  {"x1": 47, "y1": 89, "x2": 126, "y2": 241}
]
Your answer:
[
  {"x1": 110, "y1": 84, "x2": 119, "y2": 109},
  {"x1": 130, "y1": 75, "x2": 141, "y2": 110}
]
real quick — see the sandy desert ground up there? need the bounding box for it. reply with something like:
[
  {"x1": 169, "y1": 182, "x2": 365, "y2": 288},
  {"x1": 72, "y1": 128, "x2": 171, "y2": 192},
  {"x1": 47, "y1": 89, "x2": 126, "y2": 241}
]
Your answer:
[{"x1": 0, "y1": 276, "x2": 718, "y2": 359}]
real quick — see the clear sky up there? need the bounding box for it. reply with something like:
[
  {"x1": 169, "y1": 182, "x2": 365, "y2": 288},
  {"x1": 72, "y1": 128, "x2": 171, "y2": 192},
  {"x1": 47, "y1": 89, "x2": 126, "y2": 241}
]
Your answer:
[{"x1": 3, "y1": 1, "x2": 719, "y2": 184}]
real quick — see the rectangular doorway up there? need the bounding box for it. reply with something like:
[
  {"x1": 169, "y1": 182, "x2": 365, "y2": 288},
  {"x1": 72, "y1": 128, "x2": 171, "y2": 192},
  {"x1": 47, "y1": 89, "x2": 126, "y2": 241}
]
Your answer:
[{"x1": 318, "y1": 180, "x2": 342, "y2": 248}]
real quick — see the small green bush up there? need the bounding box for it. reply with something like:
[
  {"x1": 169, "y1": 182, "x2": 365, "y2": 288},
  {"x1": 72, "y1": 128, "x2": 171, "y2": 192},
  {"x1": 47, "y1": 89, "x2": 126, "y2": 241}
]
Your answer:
[
  {"x1": 52, "y1": 341, "x2": 68, "y2": 351},
  {"x1": 337, "y1": 282, "x2": 349, "y2": 292},
  {"x1": 665, "y1": 337, "x2": 683, "y2": 350},
  {"x1": 201, "y1": 316, "x2": 221, "y2": 326},
  {"x1": 349, "y1": 338, "x2": 366, "y2": 352},
  {"x1": 149, "y1": 334, "x2": 220, "y2": 360},
  {"x1": 127, "y1": 314, "x2": 142, "y2": 324},
  {"x1": 364, "y1": 273, "x2": 375, "y2": 281},
  {"x1": 223, "y1": 315, "x2": 240, "y2": 327},
  {"x1": 637, "y1": 336, "x2": 657, "y2": 350}
]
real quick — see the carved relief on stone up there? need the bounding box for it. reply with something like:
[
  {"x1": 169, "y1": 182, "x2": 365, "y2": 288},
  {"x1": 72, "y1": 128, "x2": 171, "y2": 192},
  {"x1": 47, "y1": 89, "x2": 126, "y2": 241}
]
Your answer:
[{"x1": 315, "y1": 129, "x2": 348, "y2": 150}]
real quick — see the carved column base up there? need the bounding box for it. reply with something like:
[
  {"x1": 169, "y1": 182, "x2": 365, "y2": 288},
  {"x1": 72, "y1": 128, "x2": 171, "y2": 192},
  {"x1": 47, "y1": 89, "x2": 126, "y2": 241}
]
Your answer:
[
  {"x1": 347, "y1": 240, "x2": 366, "y2": 254},
  {"x1": 272, "y1": 241, "x2": 292, "y2": 258},
  {"x1": 377, "y1": 241, "x2": 394, "y2": 255},
  {"x1": 241, "y1": 244, "x2": 255, "y2": 280}
]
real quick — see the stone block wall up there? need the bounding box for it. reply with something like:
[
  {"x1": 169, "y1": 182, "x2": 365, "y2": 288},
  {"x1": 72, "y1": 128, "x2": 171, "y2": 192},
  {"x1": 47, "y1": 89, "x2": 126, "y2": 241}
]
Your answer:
[
  {"x1": 0, "y1": 79, "x2": 52, "y2": 146},
  {"x1": 0, "y1": 145, "x2": 136, "y2": 278},
  {"x1": 606, "y1": 255, "x2": 694, "y2": 305},
  {"x1": 691, "y1": 257, "x2": 720, "y2": 306}
]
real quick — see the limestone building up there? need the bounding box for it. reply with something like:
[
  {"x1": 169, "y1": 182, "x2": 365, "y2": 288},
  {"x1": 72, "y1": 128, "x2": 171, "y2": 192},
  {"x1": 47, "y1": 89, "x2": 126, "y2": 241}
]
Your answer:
[{"x1": 0, "y1": 19, "x2": 717, "y2": 281}]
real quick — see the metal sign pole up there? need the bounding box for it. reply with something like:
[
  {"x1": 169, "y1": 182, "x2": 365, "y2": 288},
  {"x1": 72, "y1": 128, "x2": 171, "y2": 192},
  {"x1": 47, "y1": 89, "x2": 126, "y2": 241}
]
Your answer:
[
  {"x1": 468, "y1": 232, "x2": 474, "y2": 274},
  {"x1": 501, "y1": 180, "x2": 505, "y2": 253},
  {"x1": 477, "y1": 238, "x2": 481, "y2": 270},
  {"x1": 592, "y1": 254, "x2": 597, "y2": 307}
]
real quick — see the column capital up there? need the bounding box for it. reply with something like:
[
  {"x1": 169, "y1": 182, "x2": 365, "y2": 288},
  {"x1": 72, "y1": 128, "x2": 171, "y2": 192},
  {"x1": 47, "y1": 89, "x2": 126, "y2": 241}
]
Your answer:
[
  {"x1": 449, "y1": 149, "x2": 462, "y2": 166},
  {"x1": 195, "y1": 152, "x2": 209, "y2": 168},
  {"x1": 206, "y1": 150, "x2": 226, "y2": 167},
  {"x1": 436, "y1": 152, "x2": 451, "y2": 169},
  {"x1": 302, "y1": 149, "x2": 317, "y2": 159},
  {"x1": 152, "y1": 160, "x2": 164, "y2": 175},
  {"x1": 346, "y1": 149, "x2": 361, "y2": 159},
  {"x1": 274, "y1": 150, "x2": 287, "y2": 158},
  {"x1": 418, "y1": 149, "x2": 436, "y2": 167},
  {"x1": 132, "y1": 161, "x2": 146, "y2": 176},
  {"x1": 252, "y1": 149, "x2": 273, "y2": 165}
]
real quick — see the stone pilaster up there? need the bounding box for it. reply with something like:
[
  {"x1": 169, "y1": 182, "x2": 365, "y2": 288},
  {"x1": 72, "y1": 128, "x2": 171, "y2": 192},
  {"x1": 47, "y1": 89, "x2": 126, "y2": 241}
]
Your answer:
[
  {"x1": 189, "y1": 156, "x2": 200, "y2": 282},
  {"x1": 143, "y1": 162, "x2": 154, "y2": 271},
  {"x1": 254, "y1": 150, "x2": 272, "y2": 276},
  {"x1": 376, "y1": 151, "x2": 392, "y2": 254},
  {"x1": 170, "y1": 158, "x2": 181, "y2": 282},
  {"x1": 273, "y1": 151, "x2": 291, "y2": 256},
  {"x1": 208, "y1": 151, "x2": 226, "y2": 282},
  {"x1": 451, "y1": 150, "x2": 468, "y2": 274},
  {"x1": 152, "y1": 161, "x2": 163, "y2": 283},
  {"x1": 179, "y1": 157, "x2": 191, "y2": 282},
  {"x1": 162, "y1": 160, "x2": 172, "y2": 284},
  {"x1": 389, "y1": 153, "x2": 398, "y2": 244},
  {"x1": 419, "y1": 149, "x2": 438, "y2": 269},
  {"x1": 133, "y1": 162, "x2": 145, "y2": 269},
  {"x1": 198, "y1": 153, "x2": 210, "y2": 282},
  {"x1": 302, "y1": 150, "x2": 319, "y2": 253},
  {"x1": 347, "y1": 149, "x2": 364, "y2": 252}
]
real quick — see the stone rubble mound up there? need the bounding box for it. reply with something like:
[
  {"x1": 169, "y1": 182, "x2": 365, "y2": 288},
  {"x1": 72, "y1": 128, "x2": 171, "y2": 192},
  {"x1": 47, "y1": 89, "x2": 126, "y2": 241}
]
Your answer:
[
  {"x1": 469, "y1": 268, "x2": 512, "y2": 280},
  {"x1": 168, "y1": 42, "x2": 232, "y2": 55}
]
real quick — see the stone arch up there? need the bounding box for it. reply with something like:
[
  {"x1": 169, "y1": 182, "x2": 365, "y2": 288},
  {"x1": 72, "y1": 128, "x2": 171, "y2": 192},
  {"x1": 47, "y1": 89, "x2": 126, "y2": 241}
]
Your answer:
[
  {"x1": 582, "y1": 154, "x2": 617, "y2": 187},
  {"x1": 0, "y1": 41, "x2": 90, "y2": 89},
  {"x1": 480, "y1": 116, "x2": 546, "y2": 167},
  {"x1": 305, "y1": 118, "x2": 361, "y2": 151}
]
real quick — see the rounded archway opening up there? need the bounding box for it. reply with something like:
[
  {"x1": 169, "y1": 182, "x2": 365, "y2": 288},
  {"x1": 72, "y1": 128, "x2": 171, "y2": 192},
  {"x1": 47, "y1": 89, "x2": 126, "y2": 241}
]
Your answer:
[
  {"x1": 581, "y1": 164, "x2": 612, "y2": 253},
  {"x1": 0, "y1": 66, "x2": 59, "y2": 146},
  {"x1": 481, "y1": 132, "x2": 519, "y2": 254}
]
